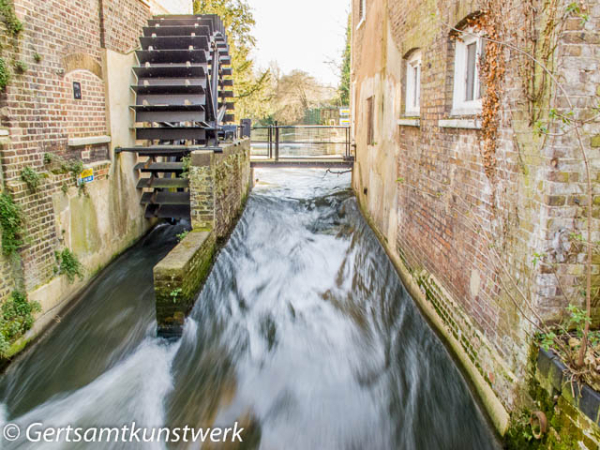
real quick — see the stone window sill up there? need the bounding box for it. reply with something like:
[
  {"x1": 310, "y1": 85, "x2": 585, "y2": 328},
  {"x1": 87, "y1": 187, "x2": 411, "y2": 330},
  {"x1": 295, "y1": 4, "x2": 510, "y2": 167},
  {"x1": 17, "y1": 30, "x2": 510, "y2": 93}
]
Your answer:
[
  {"x1": 68, "y1": 135, "x2": 111, "y2": 147},
  {"x1": 397, "y1": 118, "x2": 420, "y2": 127},
  {"x1": 438, "y1": 119, "x2": 481, "y2": 130}
]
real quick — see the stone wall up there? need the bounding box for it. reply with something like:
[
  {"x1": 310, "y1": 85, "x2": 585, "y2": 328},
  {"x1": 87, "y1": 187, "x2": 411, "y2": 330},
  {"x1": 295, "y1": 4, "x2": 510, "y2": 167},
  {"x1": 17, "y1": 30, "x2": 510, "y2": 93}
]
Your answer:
[
  {"x1": 154, "y1": 231, "x2": 216, "y2": 338},
  {"x1": 189, "y1": 139, "x2": 252, "y2": 238},
  {"x1": 154, "y1": 139, "x2": 252, "y2": 337},
  {"x1": 0, "y1": 0, "x2": 153, "y2": 356},
  {"x1": 351, "y1": 0, "x2": 599, "y2": 435}
]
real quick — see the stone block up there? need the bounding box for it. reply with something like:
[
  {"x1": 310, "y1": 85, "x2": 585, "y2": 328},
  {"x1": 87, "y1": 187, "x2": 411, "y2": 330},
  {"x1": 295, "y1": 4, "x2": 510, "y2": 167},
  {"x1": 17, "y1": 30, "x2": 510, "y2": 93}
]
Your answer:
[{"x1": 154, "y1": 230, "x2": 216, "y2": 338}]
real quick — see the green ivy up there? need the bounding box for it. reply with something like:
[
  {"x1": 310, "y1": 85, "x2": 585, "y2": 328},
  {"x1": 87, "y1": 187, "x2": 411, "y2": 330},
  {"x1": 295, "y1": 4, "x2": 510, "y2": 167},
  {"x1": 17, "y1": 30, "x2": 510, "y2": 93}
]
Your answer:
[
  {"x1": 0, "y1": 192, "x2": 25, "y2": 257},
  {"x1": 54, "y1": 248, "x2": 84, "y2": 283},
  {"x1": 0, "y1": 291, "x2": 40, "y2": 356},
  {"x1": 20, "y1": 166, "x2": 41, "y2": 192}
]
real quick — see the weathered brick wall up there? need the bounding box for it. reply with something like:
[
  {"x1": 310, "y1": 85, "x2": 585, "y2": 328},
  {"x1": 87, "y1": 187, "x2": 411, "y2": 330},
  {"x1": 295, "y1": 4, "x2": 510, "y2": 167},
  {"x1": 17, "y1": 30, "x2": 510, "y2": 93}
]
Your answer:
[
  {"x1": 536, "y1": 3, "x2": 600, "y2": 322},
  {"x1": 351, "y1": 0, "x2": 599, "y2": 421},
  {"x1": 190, "y1": 139, "x2": 252, "y2": 237},
  {"x1": 63, "y1": 70, "x2": 108, "y2": 139},
  {"x1": 213, "y1": 141, "x2": 251, "y2": 238},
  {"x1": 0, "y1": 0, "x2": 150, "y2": 314},
  {"x1": 102, "y1": 0, "x2": 151, "y2": 53}
]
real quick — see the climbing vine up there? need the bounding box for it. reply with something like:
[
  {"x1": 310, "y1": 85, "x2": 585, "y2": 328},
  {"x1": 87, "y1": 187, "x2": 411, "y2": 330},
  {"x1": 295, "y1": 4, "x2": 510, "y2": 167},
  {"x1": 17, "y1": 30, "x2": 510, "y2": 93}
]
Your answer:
[
  {"x1": 474, "y1": 10, "x2": 505, "y2": 183},
  {"x1": 427, "y1": 3, "x2": 599, "y2": 439}
]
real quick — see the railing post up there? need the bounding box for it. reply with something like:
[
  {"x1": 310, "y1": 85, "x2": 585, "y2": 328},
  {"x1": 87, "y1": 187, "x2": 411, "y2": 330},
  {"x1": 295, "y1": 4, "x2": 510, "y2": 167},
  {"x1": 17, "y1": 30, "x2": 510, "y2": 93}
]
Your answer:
[
  {"x1": 268, "y1": 125, "x2": 272, "y2": 159},
  {"x1": 346, "y1": 127, "x2": 350, "y2": 159},
  {"x1": 275, "y1": 122, "x2": 280, "y2": 162}
]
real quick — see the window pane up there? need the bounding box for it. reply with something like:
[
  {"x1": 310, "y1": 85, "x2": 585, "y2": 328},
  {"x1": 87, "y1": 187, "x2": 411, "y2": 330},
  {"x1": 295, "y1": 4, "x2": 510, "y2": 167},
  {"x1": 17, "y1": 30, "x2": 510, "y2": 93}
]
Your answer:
[
  {"x1": 465, "y1": 42, "x2": 477, "y2": 101},
  {"x1": 413, "y1": 65, "x2": 419, "y2": 107}
]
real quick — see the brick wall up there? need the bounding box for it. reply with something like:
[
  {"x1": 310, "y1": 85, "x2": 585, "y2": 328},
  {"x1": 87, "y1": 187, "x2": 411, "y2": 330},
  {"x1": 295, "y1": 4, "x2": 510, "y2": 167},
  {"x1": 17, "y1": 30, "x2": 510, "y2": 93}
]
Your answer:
[
  {"x1": 63, "y1": 70, "x2": 108, "y2": 139},
  {"x1": 190, "y1": 139, "x2": 252, "y2": 238},
  {"x1": 0, "y1": 0, "x2": 151, "y2": 317},
  {"x1": 102, "y1": 0, "x2": 152, "y2": 53},
  {"x1": 351, "y1": 0, "x2": 600, "y2": 417}
]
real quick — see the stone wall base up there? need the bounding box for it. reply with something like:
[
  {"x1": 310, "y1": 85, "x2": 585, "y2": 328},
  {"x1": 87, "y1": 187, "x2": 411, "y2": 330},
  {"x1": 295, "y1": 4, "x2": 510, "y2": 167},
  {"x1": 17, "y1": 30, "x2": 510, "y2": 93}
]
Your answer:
[{"x1": 154, "y1": 231, "x2": 216, "y2": 339}]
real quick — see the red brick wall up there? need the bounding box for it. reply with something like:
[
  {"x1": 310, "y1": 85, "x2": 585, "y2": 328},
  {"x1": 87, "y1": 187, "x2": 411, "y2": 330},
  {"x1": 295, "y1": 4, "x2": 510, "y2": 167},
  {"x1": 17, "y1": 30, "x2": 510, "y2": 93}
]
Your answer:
[
  {"x1": 0, "y1": 0, "x2": 151, "y2": 297},
  {"x1": 102, "y1": 0, "x2": 152, "y2": 53},
  {"x1": 351, "y1": 0, "x2": 600, "y2": 410},
  {"x1": 63, "y1": 71, "x2": 108, "y2": 139}
]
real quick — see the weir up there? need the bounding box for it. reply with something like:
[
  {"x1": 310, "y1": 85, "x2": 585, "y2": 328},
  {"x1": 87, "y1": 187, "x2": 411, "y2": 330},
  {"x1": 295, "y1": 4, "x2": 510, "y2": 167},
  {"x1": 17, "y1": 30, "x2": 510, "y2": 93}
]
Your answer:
[{"x1": 0, "y1": 168, "x2": 500, "y2": 448}]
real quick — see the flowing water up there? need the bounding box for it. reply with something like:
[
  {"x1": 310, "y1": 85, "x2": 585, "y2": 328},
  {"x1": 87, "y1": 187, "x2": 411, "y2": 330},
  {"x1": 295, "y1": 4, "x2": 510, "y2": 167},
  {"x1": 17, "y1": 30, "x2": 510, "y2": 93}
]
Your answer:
[{"x1": 0, "y1": 169, "x2": 500, "y2": 449}]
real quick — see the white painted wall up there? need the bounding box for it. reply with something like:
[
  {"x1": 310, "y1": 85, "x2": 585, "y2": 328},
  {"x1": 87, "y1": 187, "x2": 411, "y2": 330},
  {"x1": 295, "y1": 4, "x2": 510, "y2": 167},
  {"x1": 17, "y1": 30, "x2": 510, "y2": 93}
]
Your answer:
[{"x1": 148, "y1": 0, "x2": 193, "y2": 14}]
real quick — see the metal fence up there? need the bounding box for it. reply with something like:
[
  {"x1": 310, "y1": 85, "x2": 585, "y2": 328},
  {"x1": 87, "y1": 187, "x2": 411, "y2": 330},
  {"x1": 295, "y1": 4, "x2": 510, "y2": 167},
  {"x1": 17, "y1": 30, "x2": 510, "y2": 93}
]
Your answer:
[{"x1": 251, "y1": 125, "x2": 351, "y2": 160}]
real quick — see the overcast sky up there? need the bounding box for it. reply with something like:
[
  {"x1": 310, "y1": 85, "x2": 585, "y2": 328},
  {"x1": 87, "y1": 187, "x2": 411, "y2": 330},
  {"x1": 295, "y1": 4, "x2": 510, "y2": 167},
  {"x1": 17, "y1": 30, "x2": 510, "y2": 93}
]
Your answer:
[{"x1": 248, "y1": 0, "x2": 350, "y2": 87}]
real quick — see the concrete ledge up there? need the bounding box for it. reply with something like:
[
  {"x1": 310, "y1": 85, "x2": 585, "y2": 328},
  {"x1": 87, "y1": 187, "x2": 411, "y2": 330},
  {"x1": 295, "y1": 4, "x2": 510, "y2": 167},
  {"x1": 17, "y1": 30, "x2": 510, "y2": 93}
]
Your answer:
[
  {"x1": 397, "y1": 118, "x2": 420, "y2": 127},
  {"x1": 68, "y1": 135, "x2": 111, "y2": 147},
  {"x1": 438, "y1": 119, "x2": 481, "y2": 130},
  {"x1": 154, "y1": 230, "x2": 216, "y2": 338}
]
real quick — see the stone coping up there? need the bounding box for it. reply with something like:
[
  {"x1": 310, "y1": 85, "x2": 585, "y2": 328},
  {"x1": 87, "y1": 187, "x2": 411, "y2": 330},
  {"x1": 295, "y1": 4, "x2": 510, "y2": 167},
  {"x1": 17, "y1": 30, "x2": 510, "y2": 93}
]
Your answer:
[
  {"x1": 397, "y1": 118, "x2": 420, "y2": 127},
  {"x1": 68, "y1": 135, "x2": 111, "y2": 147},
  {"x1": 154, "y1": 230, "x2": 211, "y2": 272},
  {"x1": 190, "y1": 139, "x2": 250, "y2": 167},
  {"x1": 438, "y1": 118, "x2": 482, "y2": 129}
]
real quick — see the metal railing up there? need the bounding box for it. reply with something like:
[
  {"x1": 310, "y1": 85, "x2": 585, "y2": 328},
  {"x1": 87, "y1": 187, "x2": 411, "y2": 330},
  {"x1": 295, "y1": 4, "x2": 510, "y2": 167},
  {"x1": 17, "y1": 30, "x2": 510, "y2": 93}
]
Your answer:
[{"x1": 251, "y1": 124, "x2": 352, "y2": 161}]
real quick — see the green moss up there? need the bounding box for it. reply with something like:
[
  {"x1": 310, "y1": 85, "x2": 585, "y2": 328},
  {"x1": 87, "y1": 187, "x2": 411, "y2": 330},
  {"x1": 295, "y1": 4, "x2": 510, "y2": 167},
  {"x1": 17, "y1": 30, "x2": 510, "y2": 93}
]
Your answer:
[
  {"x1": 0, "y1": 291, "x2": 40, "y2": 357},
  {"x1": 13, "y1": 60, "x2": 26, "y2": 74},
  {"x1": 0, "y1": 58, "x2": 10, "y2": 91},
  {"x1": 504, "y1": 347, "x2": 594, "y2": 449}
]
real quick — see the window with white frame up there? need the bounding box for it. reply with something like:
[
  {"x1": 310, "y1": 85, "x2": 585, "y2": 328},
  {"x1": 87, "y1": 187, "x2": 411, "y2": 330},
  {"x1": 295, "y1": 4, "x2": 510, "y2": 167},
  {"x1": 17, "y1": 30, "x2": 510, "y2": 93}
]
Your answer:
[
  {"x1": 405, "y1": 50, "x2": 422, "y2": 116},
  {"x1": 357, "y1": 0, "x2": 366, "y2": 27},
  {"x1": 451, "y1": 28, "x2": 484, "y2": 115}
]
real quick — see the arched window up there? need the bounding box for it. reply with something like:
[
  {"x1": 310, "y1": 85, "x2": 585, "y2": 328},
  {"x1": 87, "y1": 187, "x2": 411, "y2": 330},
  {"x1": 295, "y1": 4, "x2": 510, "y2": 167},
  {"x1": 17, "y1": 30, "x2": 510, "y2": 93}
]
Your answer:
[
  {"x1": 451, "y1": 27, "x2": 484, "y2": 115},
  {"x1": 405, "y1": 50, "x2": 422, "y2": 116}
]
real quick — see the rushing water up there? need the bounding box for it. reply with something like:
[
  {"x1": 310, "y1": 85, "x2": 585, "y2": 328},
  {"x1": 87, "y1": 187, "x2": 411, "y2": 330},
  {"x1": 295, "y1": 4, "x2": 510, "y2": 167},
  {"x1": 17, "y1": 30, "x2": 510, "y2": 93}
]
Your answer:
[{"x1": 0, "y1": 169, "x2": 500, "y2": 449}]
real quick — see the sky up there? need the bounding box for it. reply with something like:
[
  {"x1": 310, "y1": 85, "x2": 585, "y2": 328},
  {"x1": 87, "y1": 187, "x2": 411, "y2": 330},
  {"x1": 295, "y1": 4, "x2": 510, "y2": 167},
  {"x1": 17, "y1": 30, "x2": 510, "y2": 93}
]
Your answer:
[{"x1": 248, "y1": 0, "x2": 350, "y2": 87}]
